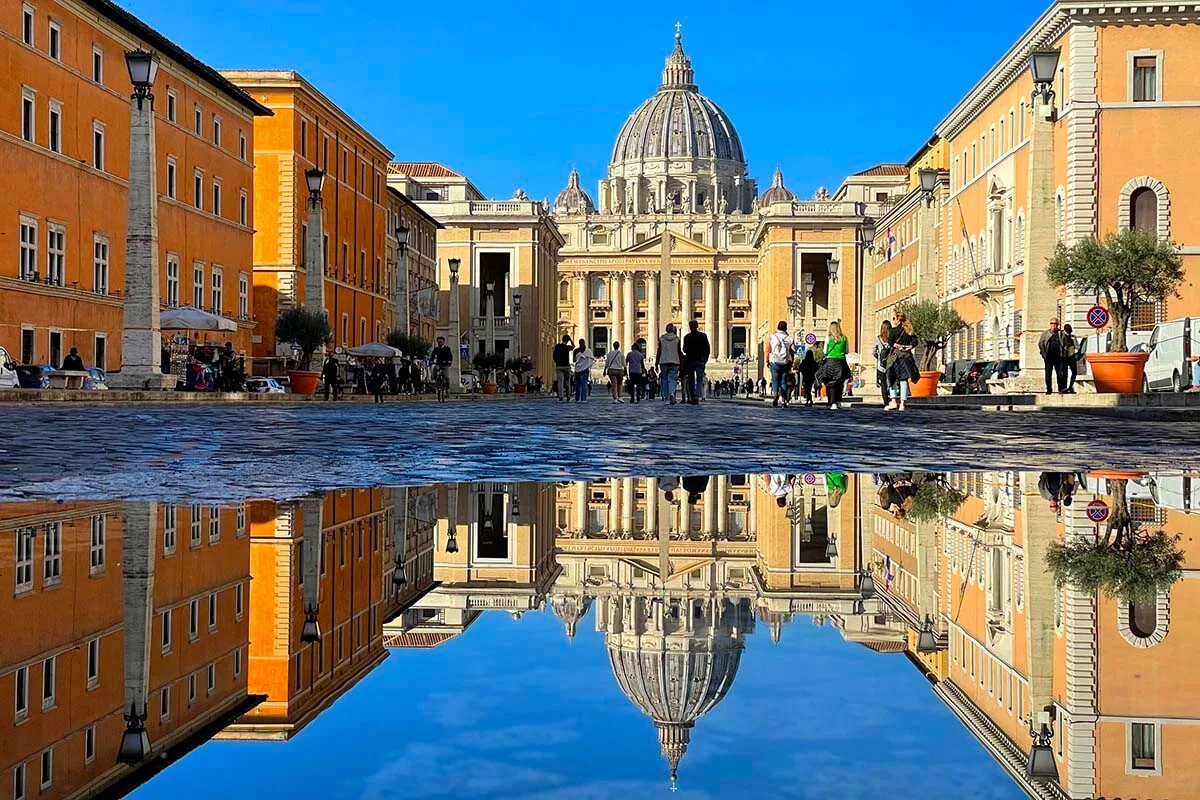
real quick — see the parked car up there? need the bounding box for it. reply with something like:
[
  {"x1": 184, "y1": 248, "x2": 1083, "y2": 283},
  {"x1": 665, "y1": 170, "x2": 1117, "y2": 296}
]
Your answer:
[
  {"x1": 1143, "y1": 317, "x2": 1200, "y2": 392},
  {"x1": 0, "y1": 346, "x2": 16, "y2": 389},
  {"x1": 983, "y1": 359, "x2": 1021, "y2": 380},
  {"x1": 246, "y1": 376, "x2": 286, "y2": 394},
  {"x1": 83, "y1": 367, "x2": 109, "y2": 390},
  {"x1": 15, "y1": 365, "x2": 55, "y2": 389}
]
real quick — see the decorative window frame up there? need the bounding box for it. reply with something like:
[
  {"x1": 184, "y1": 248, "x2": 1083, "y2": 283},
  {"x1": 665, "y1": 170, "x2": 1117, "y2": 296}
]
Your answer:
[
  {"x1": 1127, "y1": 49, "x2": 1164, "y2": 104},
  {"x1": 1125, "y1": 720, "x2": 1163, "y2": 777},
  {"x1": 1117, "y1": 589, "x2": 1170, "y2": 648},
  {"x1": 1118, "y1": 176, "x2": 1171, "y2": 239}
]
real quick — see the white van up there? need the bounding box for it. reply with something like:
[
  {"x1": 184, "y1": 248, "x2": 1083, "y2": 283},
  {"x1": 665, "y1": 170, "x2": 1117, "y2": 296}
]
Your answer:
[
  {"x1": 1143, "y1": 317, "x2": 1200, "y2": 392},
  {"x1": 0, "y1": 346, "x2": 16, "y2": 389}
]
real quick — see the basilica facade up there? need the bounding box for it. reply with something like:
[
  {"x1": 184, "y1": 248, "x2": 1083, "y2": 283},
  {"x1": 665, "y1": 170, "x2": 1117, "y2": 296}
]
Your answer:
[{"x1": 553, "y1": 29, "x2": 906, "y2": 381}]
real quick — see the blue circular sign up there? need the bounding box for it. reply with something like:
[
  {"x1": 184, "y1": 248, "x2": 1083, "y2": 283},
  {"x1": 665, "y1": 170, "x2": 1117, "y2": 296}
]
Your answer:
[
  {"x1": 1086, "y1": 499, "x2": 1109, "y2": 523},
  {"x1": 1087, "y1": 305, "x2": 1110, "y2": 330},
  {"x1": 804, "y1": 333, "x2": 818, "y2": 346}
]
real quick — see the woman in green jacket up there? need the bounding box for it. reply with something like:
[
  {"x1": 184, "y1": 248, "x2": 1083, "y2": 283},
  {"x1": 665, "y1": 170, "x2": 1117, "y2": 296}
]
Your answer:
[{"x1": 819, "y1": 321, "x2": 851, "y2": 410}]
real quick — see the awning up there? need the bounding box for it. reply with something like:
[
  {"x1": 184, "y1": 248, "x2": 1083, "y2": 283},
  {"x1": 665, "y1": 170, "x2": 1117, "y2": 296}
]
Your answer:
[
  {"x1": 160, "y1": 306, "x2": 238, "y2": 332},
  {"x1": 347, "y1": 342, "x2": 403, "y2": 358}
]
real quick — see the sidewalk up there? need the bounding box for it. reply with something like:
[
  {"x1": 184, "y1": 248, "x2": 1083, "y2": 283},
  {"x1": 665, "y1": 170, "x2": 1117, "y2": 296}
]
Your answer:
[
  {"x1": 0, "y1": 389, "x2": 550, "y2": 404},
  {"x1": 733, "y1": 391, "x2": 1200, "y2": 419}
]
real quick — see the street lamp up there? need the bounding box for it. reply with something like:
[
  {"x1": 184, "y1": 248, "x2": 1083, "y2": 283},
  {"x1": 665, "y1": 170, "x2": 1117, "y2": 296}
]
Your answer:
[
  {"x1": 860, "y1": 217, "x2": 877, "y2": 252},
  {"x1": 1026, "y1": 711, "x2": 1059, "y2": 781},
  {"x1": 446, "y1": 532, "x2": 459, "y2": 554},
  {"x1": 918, "y1": 169, "x2": 939, "y2": 206},
  {"x1": 858, "y1": 568, "x2": 876, "y2": 600},
  {"x1": 1029, "y1": 50, "x2": 1061, "y2": 105},
  {"x1": 117, "y1": 705, "x2": 151, "y2": 764},
  {"x1": 124, "y1": 49, "x2": 159, "y2": 108},
  {"x1": 916, "y1": 615, "x2": 939, "y2": 654},
  {"x1": 825, "y1": 534, "x2": 838, "y2": 560},
  {"x1": 392, "y1": 557, "x2": 407, "y2": 587},
  {"x1": 304, "y1": 168, "x2": 326, "y2": 202},
  {"x1": 448, "y1": 258, "x2": 460, "y2": 277},
  {"x1": 396, "y1": 224, "x2": 409, "y2": 251},
  {"x1": 827, "y1": 255, "x2": 840, "y2": 283},
  {"x1": 300, "y1": 604, "x2": 321, "y2": 644}
]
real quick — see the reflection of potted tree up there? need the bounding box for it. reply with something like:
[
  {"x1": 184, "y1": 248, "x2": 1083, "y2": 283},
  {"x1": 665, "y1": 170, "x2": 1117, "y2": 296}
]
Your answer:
[
  {"x1": 1046, "y1": 228, "x2": 1183, "y2": 393},
  {"x1": 895, "y1": 299, "x2": 966, "y2": 397},
  {"x1": 505, "y1": 356, "x2": 534, "y2": 394},
  {"x1": 276, "y1": 307, "x2": 331, "y2": 395},
  {"x1": 907, "y1": 474, "x2": 968, "y2": 523},
  {"x1": 1047, "y1": 478, "x2": 1184, "y2": 603},
  {"x1": 472, "y1": 351, "x2": 504, "y2": 394},
  {"x1": 385, "y1": 331, "x2": 431, "y2": 360}
]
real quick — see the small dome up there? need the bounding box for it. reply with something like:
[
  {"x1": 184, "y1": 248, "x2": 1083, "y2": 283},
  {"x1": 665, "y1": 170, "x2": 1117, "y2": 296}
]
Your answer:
[
  {"x1": 553, "y1": 167, "x2": 595, "y2": 215},
  {"x1": 550, "y1": 592, "x2": 592, "y2": 640},
  {"x1": 761, "y1": 167, "x2": 795, "y2": 205}
]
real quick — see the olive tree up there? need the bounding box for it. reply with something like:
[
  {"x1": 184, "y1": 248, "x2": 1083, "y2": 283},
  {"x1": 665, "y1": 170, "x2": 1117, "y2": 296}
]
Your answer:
[
  {"x1": 895, "y1": 299, "x2": 967, "y2": 371},
  {"x1": 275, "y1": 307, "x2": 331, "y2": 370}
]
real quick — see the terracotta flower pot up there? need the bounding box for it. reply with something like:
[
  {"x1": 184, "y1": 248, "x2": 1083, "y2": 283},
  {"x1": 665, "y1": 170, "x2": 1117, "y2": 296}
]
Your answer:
[
  {"x1": 1087, "y1": 351, "x2": 1149, "y2": 394},
  {"x1": 287, "y1": 369, "x2": 321, "y2": 395},
  {"x1": 482, "y1": 382, "x2": 499, "y2": 395},
  {"x1": 909, "y1": 370, "x2": 941, "y2": 398},
  {"x1": 514, "y1": 383, "x2": 527, "y2": 395},
  {"x1": 1087, "y1": 470, "x2": 1149, "y2": 481}
]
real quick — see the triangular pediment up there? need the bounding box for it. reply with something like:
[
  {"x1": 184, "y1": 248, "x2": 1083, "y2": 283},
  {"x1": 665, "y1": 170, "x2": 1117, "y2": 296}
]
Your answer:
[{"x1": 621, "y1": 231, "x2": 718, "y2": 256}]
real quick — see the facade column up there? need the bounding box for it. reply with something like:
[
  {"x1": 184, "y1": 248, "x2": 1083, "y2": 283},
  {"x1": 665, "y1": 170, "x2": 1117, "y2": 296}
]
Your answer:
[
  {"x1": 716, "y1": 475, "x2": 728, "y2": 537},
  {"x1": 622, "y1": 477, "x2": 634, "y2": 536},
  {"x1": 118, "y1": 502, "x2": 156, "y2": 762},
  {"x1": 1021, "y1": 471, "x2": 1059, "y2": 755},
  {"x1": 749, "y1": 475, "x2": 759, "y2": 539},
  {"x1": 623, "y1": 273, "x2": 635, "y2": 348},
  {"x1": 716, "y1": 273, "x2": 728, "y2": 360},
  {"x1": 608, "y1": 479, "x2": 620, "y2": 534},
  {"x1": 609, "y1": 274, "x2": 622, "y2": 351},
  {"x1": 703, "y1": 481, "x2": 716, "y2": 538},
  {"x1": 749, "y1": 274, "x2": 760, "y2": 378},
  {"x1": 704, "y1": 272, "x2": 716, "y2": 342},
  {"x1": 575, "y1": 273, "x2": 588, "y2": 343},
  {"x1": 646, "y1": 478, "x2": 658, "y2": 536},
  {"x1": 1017, "y1": 97, "x2": 1059, "y2": 391},
  {"x1": 647, "y1": 273, "x2": 660, "y2": 348},
  {"x1": 574, "y1": 480, "x2": 588, "y2": 534}
]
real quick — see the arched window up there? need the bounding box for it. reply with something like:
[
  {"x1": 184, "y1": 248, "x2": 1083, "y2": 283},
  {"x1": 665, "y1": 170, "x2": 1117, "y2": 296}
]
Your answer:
[
  {"x1": 1119, "y1": 591, "x2": 1170, "y2": 647},
  {"x1": 731, "y1": 277, "x2": 746, "y2": 300},
  {"x1": 1015, "y1": 213, "x2": 1026, "y2": 267},
  {"x1": 558, "y1": 280, "x2": 569, "y2": 303},
  {"x1": 635, "y1": 280, "x2": 647, "y2": 302},
  {"x1": 691, "y1": 279, "x2": 703, "y2": 303},
  {"x1": 1129, "y1": 603, "x2": 1157, "y2": 638},
  {"x1": 591, "y1": 277, "x2": 607, "y2": 302},
  {"x1": 1130, "y1": 187, "x2": 1158, "y2": 232}
]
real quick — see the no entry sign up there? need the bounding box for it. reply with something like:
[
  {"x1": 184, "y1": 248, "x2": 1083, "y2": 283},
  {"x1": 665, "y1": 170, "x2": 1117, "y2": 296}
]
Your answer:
[
  {"x1": 803, "y1": 473, "x2": 816, "y2": 485},
  {"x1": 804, "y1": 333, "x2": 818, "y2": 346},
  {"x1": 1086, "y1": 499, "x2": 1110, "y2": 523},
  {"x1": 1087, "y1": 305, "x2": 1110, "y2": 330}
]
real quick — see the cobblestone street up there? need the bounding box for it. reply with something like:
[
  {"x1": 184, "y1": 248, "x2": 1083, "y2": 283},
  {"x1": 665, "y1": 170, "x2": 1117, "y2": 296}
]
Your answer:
[{"x1": 2, "y1": 400, "x2": 1198, "y2": 501}]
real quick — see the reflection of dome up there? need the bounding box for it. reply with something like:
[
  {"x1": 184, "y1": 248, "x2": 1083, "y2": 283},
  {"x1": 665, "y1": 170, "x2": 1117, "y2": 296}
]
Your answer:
[
  {"x1": 757, "y1": 608, "x2": 795, "y2": 645},
  {"x1": 549, "y1": 592, "x2": 592, "y2": 640},
  {"x1": 610, "y1": 30, "x2": 746, "y2": 167},
  {"x1": 760, "y1": 167, "x2": 795, "y2": 205},
  {"x1": 553, "y1": 167, "x2": 595, "y2": 215},
  {"x1": 605, "y1": 598, "x2": 753, "y2": 788}
]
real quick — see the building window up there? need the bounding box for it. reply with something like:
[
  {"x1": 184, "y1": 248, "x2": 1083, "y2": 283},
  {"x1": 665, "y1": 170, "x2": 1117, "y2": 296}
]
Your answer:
[
  {"x1": 48, "y1": 20, "x2": 60, "y2": 60},
  {"x1": 190, "y1": 503, "x2": 202, "y2": 545},
  {"x1": 161, "y1": 609, "x2": 172, "y2": 652},
  {"x1": 300, "y1": 120, "x2": 307, "y2": 157},
  {"x1": 235, "y1": 583, "x2": 244, "y2": 618},
  {"x1": 39, "y1": 750, "x2": 51, "y2": 791},
  {"x1": 22, "y1": 87, "x2": 35, "y2": 143},
  {"x1": 207, "y1": 663, "x2": 215, "y2": 695},
  {"x1": 22, "y1": 5, "x2": 33, "y2": 45},
  {"x1": 43, "y1": 522, "x2": 61, "y2": 585},
  {"x1": 13, "y1": 762, "x2": 25, "y2": 800},
  {"x1": 160, "y1": 686, "x2": 170, "y2": 720},
  {"x1": 46, "y1": 223, "x2": 64, "y2": 286},
  {"x1": 193, "y1": 263, "x2": 204, "y2": 308},
  {"x1": 164, "y1": 505, "x2": 177, "y2": 554},
  {"x1": 166, "y1": 155, "x2": 177, "y2": 199},
  {"x1": 48, "y1": 100, "x2": 61, "y2": 153},
  {"x1": 234, "y1": 648, "x2": 242, "y2": 678},
  {"x1": 194, "y1": 104, "x2": 202, "y2": 135},
  {"x1": 1133, "y1": 55, "x2": 1159, "y2": 102},
  {"x1": 1131, "y1": 722, "x2": 1157, "y2": 770},
  {"x1": 212, "y1": 179, "x2": 223, "y2": 217},
  {"x1": 89, "y1": 515, "x2": 105, "y2": 573},
  {"x1": 238, "y1": 273, "x2": 248, "y2": 318},
  {"x1": 93, "y1": 235, "x2": 109, "y2": 295},
  {"x1": 92, "y1": 122, "x2": 105, "y2": 170},
  {"x1": 84, "y1": 725, "x2": 95, "y2": 764},
  {"x1": 15, "y1": 527, "x2": 34, "y2": 593},
  {"x1": 41, "y1": 656, "x2": 55, "y2": 709},
  {"x1": 208, "y1": 504, "x2": 221, "y2": 542},
  {"x1": 194, "y1": 170, "x2": 203, "y2": 210},
  {"x1": 92, "y1": 47, "x2": 103, "y2": 83},
  {"x1": 188, "y1": 673, "x2": 196, "y2": 704},
  {"x1": 239, "y1": 130, "x2": 247, "y2": 160},
  {"x1": 166, "y1": 255, "x2": 180, "y2": 306},
  {"x1": 86, "y1": 637, "x2": 99, "y2": 688},
  {"x1": 208, "y1": 592, "x2": 217, "y2": 629},
  {"x1": 239, "y1": 190, "x2": 248, "y2": 225},
  {"x1": 166, "y1": 89, "x2": 176, "y2": 123},
  {"x1": 189, "y1": 599, "x2": 199, "y2": 640},
  {"x1": 94, "y1": 334, "x2": 105, "y2": 369},
  {"x1": 19, "y1": 217, "x2": 37, "y2": 281},
  {"x1": 20, "y1": 328, "x2": 34, "y2": 366},
  {"x1": 1130, "y1": 187, "x2": 1157, "y2": 233},
  {"x1": 212, "y1": 116, "x2": 221, "y2": 146}
]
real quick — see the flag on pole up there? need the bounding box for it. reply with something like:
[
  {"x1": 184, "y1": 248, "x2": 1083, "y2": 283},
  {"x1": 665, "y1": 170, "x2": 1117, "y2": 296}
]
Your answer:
[{"x1": 885, "y1": 227, "x2": 896, "y2": 261}]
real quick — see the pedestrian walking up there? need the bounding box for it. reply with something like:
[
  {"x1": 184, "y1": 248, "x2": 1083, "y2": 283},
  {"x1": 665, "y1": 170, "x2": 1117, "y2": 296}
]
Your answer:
[
  {"x1": 371, "y1": 360, "x2": 388, "y2": 403},
  {"x1": 768, "y1": 321, "x2": 795, "y2": 408},
  {"x1": 798, "y1": 350, "x2": 818, "y2": 406},
  {"x1": 886, "y1": 314, "x2": 919, "y2": 411},
  {"x1": 321, "y1": 354, "x2": 341, "y2": 401},
  {"x1": 1038, "y1": 317, "x2": 1069, "y2": 394},
  {"x1": 647, "y1": 367, "x2": 660, "y2": 400},
  {"x1": 627, "y1": 340, "x2": 646, "y2": 403},
  {"x1": 605, "y1": 341, "x2": 627, "y2": 403},
  {"x1": 573, "y1": 339, "x2": 595, "y2": 402},
  {"x1": 656, "y1": 324, "x2": 682, "y2": 404},
  {"x1": 874, "y1": 320, "x2": 893, "y2": 407},
  {"x1": 819, "y1": 321, "x2": 851, "y2": 410},
  {"x1": 1062, "y1": 323, "x2": 1079, "y2": 393},
  {"x1": 553, "y1": 334, "x2": 573, "y2": 402},
  {"x1": 681, "y1": 319, "x2": 710, "y2": 406}
]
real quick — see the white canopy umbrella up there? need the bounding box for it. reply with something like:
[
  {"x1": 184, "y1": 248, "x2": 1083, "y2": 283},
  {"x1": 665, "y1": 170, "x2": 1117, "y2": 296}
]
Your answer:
[
  {"x1": 160, "y1": 306, "x2": 238, "y2": 332},
  {"x1": 347, "y1": 342, "x2": 403, "y2": 358}
]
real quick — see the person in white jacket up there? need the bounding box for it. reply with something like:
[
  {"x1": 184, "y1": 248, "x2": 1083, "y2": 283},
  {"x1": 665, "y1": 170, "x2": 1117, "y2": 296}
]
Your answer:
[
  {"x1": 572, "y1": 339, "x2": 595, "y2": 402},
  {"x1": 604, "y1": 341, "x2": 627, "y2": 403},
  {"x1": 767, "y1": 321, "x2": 795, "y2": 408}
]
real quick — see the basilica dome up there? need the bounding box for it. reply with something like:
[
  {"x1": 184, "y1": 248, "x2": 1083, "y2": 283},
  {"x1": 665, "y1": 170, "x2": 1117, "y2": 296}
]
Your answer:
[
  {"x1": 610, "y1": 30, "x2": 746, "y2": 168},
  {"x1": 552, "y1": 167, "x2": 595, "y2": 215}
]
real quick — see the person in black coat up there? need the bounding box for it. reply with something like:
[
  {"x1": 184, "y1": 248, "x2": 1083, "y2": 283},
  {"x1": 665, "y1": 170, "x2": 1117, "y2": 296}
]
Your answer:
[
  {"x1": 321, "y1": 355, "x2": 341, "y2": 401},
  {"x1": 797, "y1": 350, "x2": 819, "y2": 406}
]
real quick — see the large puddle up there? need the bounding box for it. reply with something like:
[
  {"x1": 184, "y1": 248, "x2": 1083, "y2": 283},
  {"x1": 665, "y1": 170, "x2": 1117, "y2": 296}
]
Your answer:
[{"x1": 2, "y1": 470, "x2": 1196, "y2": 798}]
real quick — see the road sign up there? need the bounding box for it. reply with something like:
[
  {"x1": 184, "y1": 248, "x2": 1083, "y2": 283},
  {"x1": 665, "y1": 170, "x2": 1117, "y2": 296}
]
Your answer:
[
  {"x1": 1087, "y1": 305, "x2": 1110, "y2": 330},
  {"x1": 1086, "y1": 499, "x2": 1110, "y2": 523},
  {"x1": 803, "y1": 473, "x2": 817, "y2": 485},
  {"x1": 804, "y1": 333, "x2": 818, "y2": 346}
]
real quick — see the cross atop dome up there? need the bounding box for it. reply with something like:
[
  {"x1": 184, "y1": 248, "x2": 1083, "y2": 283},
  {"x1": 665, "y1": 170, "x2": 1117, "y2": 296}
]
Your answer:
[{"x1": 661, "y1": 23, "x2": 696, "y2": 91}]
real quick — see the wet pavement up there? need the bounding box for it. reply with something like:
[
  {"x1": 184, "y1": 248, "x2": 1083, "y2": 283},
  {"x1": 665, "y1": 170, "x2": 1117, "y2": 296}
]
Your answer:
[{"x1": 2, "y1": 399, "x2": 1199, "y2": 501}]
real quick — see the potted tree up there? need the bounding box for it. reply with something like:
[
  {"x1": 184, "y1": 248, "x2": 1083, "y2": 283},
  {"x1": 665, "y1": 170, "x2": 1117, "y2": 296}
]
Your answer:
[
  {"x1": 1046, "y1": 228, "x2": 1184, "y2": 393},
  {"x1": 505, "y1": 355, "x2": 534, "y2": 394},
  {"x1": 1047, "y1": 478, "x2": 1184, "y2": 603},
  {"x1": 895, "y1": 299, "x2": 966, "y2": 397},
  {"x1": 472, "y1": 351, "x2": 504, "y2": 394},
  {"x1": 275, "y1": 307, "x2": 331, "y2": 395}
]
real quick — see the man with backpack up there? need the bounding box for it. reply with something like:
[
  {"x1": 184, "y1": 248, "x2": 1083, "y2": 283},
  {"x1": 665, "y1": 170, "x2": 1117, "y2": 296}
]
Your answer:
[{"x1": 767, "y1": 321, "x2": 795, "y2": 408}]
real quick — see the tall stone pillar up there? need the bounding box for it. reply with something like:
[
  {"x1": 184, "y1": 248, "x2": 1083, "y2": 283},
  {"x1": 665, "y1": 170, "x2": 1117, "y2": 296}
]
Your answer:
[
  {"x1": 448, "y1": 265, "x2": 462, "y2": 393},
  {"x1": 658, "y1": 234, "x2": 673, "y2": 338},
  {"x1": 703, "y1": 481, "x2": 716, "y2": 538},
  {"x1": 622, "y1": 477, "x2": 634, "y2": 535},
  {"x1": 609, "y1": 274, "x2": 622, "y2": 352},
  {"x1": 118, "y1": 503, "x2": 156, "y2": 762},
  {"x1": 623, "y1": 273, "x2": 635, "y2": 347},
  {"x1": 749, "y1": 475, "x2": 759, "y2": 538},
  {"x1": 1020, "y1": 472, "x2": 1059, "y2": 745},
  {"x1": 647, "y1": 273, "x2": 660, "y2": 350},
  {"x1": 749, "y1": 275, "x2": 760, "y2": 378},
  {"x1": 704, "y1": 272, "x2": 716, "y2": 341},
  {"x1": 574, "y1": 481, "x2": 588, "y2": 534},
  {"x1": 300, "y1": 495, "x2": 323, "y2": 644},
  {"x1": 304, "y1": 190, "x2": 325, "y2": 316},
  {"x1": 716, "y1": 273, "x2": 728, "y2": 360},
  {"x1": 608, "y1": 479, "x2": 620, "y2": 534},
  {"x1": 575, "y1": 274, "x2": 588, "y2": 343},
  {"x1": 1017, "y1": 101, "x2": 1059, "y2": 391},
  {"x1": 715, "y1": 475, "x2": 728, "y2": 536},
  {"x1": 646, "y1": 477, "x2": 658, "y2": 536},
  {"x1": 114, "y1": 82, "x2": 171, "y2": 389}
]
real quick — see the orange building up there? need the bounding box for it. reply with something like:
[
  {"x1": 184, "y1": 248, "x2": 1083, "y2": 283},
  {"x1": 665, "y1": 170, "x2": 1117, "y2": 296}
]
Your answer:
[
  {"x1": 0, "y1": 0, "x2": 269, "y2": 371},
  {"x1": 220, "y1": 71, "x2": 394, "y2": 368},
  {"x1": 0, "y1": 500, "x2": 251, "y2": 798}
]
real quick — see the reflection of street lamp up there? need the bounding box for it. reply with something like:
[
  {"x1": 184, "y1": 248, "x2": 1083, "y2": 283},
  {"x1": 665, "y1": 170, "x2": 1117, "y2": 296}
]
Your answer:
[
  {"x1": 118, "y1": 706, "x2": 151, "y2": 764},
  {"x1": 825, "y1": 534, "x2": 838, "y2": 560},
  {"x1": 858, "y1": 568, "x2": 876, "y2": 600},
  {"x1": 446, "y1": 531, "x2": 459, "y2": 554},
  {"x1": 1026, "y1": 710, "x2": 1059, "y2": 781},
  {"x1": 916, "y1": 615, "x2": 938, "y2": 653},
  {"x1": 300, "y1": 605, "x2": 321, "y2": 643},
  {"x1": 448, "y1": 258, "x2": 461, "y2": 393}
]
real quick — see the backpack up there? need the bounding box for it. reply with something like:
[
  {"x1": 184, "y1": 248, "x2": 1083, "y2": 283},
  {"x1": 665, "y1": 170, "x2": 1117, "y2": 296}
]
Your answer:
[
  {"x1": 1063, "y1": 333, "x2": 1078, "y2": 358},
  {"x1": 770, "y1": 333, "x2": 792, "y2": 363}
]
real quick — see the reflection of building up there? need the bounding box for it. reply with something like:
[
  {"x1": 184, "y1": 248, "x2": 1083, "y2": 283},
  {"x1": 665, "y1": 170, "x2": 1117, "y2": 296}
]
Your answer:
[
  {"x1": 388, "y1": 164, "x2": 564, "y2": 379},
  {"x1": 0, "y1": 501, "x2": 252, "y2": 797},
  {"x1": 218, "y1": 490, "x2": 395, "y2": 740},
  {"x1": 552, "y1": 29, "x2": 907, "y2": 381}
]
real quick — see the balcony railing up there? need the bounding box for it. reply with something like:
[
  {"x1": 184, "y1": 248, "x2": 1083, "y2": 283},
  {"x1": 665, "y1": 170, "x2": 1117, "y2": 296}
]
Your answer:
[{"x1": 470, "y1": 315, "x2": 514, "y2": 329}]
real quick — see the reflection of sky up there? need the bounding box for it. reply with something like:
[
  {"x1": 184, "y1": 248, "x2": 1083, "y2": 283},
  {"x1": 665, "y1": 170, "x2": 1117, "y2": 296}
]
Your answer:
[{"x1": 132, "y1": 610, "x2": 1023, "y2": 800}]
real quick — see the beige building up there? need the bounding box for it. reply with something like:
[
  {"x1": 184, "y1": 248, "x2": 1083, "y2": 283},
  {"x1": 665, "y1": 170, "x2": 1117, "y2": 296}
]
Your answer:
[
  {"x1": 388, "y1": 163, "x2": 563, "y2": 382},
  {"x1": 385, "y1": 187, "x2": 442, "y2": 344}
]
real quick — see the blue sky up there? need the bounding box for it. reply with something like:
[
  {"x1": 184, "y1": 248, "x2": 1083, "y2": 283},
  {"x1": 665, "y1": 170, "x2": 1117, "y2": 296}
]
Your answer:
[
  {"x1": 133, "y1": 609, "x2": 1023, "y2": 799},
  {"x1": 125, "y1": 0, "x2": 1050, "y2": 201}
]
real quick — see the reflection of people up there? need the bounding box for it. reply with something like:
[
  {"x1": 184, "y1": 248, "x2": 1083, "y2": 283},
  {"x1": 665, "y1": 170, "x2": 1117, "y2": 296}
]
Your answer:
[
  {"x1": 682, "y1": 475, "x2": 710, "y2": 505},
  {"x1": 826, "y1": 473, "x2": 847, "y2": 508},
  {"x1": 660, "y1": 475, "x2": 680, "y2": 503},
  {"x1": 876, "y1": 474, "x2": 916, "y2": 519},
  {"x1": 1038, "y1": 471, "x2": 1080, "y2": 513},
  {"x1": 768, "y1": 474, "x2": 794, "y2": 507}
]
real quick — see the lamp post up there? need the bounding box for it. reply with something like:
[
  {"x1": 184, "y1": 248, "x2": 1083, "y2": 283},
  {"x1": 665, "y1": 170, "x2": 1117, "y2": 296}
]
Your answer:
[
  {"x1": 396, "y1": 224, "x2": 410, "y2": 336},
  {"x1": 860, "y1": 217, "x2": 877, "y2": 253},
  {"x1": 117, "y1": 502, "x2": 155, "y2": 763},
  {"x1": 303, "y1": 168, "x2": 326, "y2": 318},
  {"x1": 448, "y1": 258, "x2": 462, "y2": 393},
  {"x1": 918, "y1": 169, "x2": 939, "y2": 206},
  {"x1": 299, "y1": 495, "x2": 323, "y2": 644},
  {"x1": 858, "y1": 567, "x2": 876, "y2": 600},
  {"x1": 1029, "y1": 50, "x2": 1062, "y2": 114},
  {"x1": 512, "y1": 292, "x2": 522, "y2": 357},
  {"x1": 826, "y1": 255, "x2": 840, "y2": 283},
  {"x1": 113, "y1": 50, "x2": 170, "y2": 389}
]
